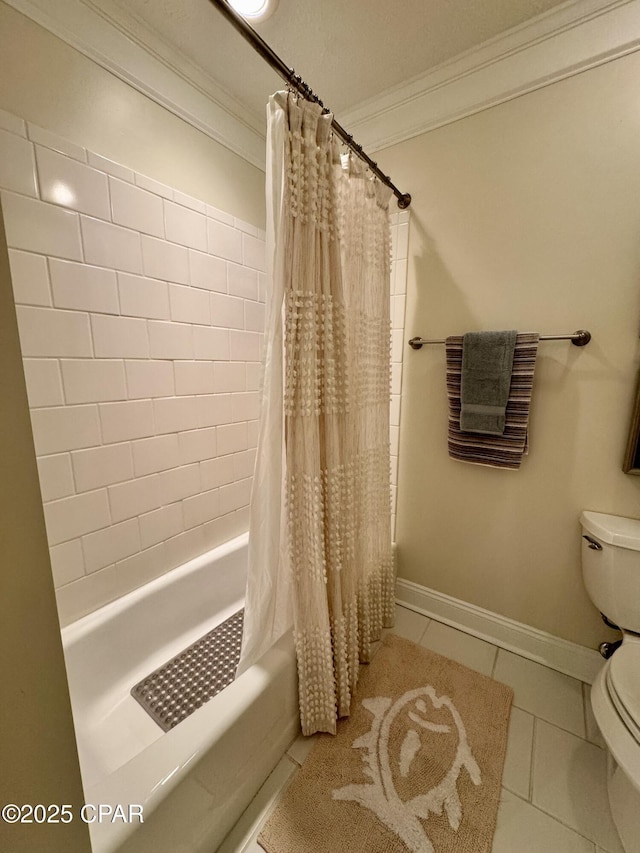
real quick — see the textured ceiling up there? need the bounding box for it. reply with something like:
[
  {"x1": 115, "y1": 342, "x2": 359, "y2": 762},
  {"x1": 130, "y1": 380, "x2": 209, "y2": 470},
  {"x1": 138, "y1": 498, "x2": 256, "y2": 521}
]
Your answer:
[{"x1": 109, "y1": 0, "x2": 572, "y2": 127}]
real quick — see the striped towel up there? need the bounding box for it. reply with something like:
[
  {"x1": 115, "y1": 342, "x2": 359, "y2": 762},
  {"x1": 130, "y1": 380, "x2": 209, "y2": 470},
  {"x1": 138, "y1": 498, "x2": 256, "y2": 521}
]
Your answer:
[{"x1": 446, "y1": 332, "x2": 540, "y2": 469}]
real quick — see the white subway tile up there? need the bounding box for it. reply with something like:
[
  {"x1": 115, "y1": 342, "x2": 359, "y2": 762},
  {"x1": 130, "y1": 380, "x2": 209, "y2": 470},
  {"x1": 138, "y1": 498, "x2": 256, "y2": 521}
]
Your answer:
[
  {"x1": 26, "y1": 124, "x2": 86, "y2": 161},
  {"x1": 174, "y1": 361, "x2": 215, "y2": 396},
  {"x1": 0, "y1": 128, "x2": 37, "y2": 196},
  {"x1": 390, "y1": 425, "x2": 400, "y2": 456},
  {"x1": 1, "y1": 191, "x2": 82, "y2": 260},
  {"x1": 87, "y1": 152, "x2": 134, "y2": 183},
  {"x1": 153, "y1": 396, "x2": 200, "y2": 434},
  {"x1": 394, "y1": 258, "x2": 408, "y2": 295},
  {"x1": 164, "y1": 526, "x2": 205, "y2": 571},
  {"x1": 207, "y1": 219, "x2": 242, "y2": 262},
  {"x1": 30, "y1": 405, "x2": 100, "y2": 455},
  {"x1": 197, "y1": 394, "x2": 233, "y2": 428},
  {"x1": 193, "y1": 325, "x2": 229, "y2": 360},
  {"x1": 213, "y1": 362, "x2": 245, "y2": 393},
  {"x1": 16, "y1": 306, "x2": 92, "y2": 357},
  {"x1": 49, "y1": 538, "x2": 85, "y2": 587},
  {"x1": 178, "y1": 427, "x2": 216, "y2": 464},
  {"x1": 227, "y1": 262, "x2": 258, "y2": 300},
  {"x1": 37, "y1": 453, "x2": 74, "y2": 502},
  {"x1": 396, "y1": 222, "x2": 409, "y2": 260},
  {"x1": 188, "y1": 249, "x2": 226, "y2": 292},
  {"x1": 118, "y1": 272, "x2": 170, "y2": 320},
  {"x1": 390, "y1": 394, "x2": 400, "y2": 427},
  {"x1": 91, "y1": 314, "x2": 149, "y2": 358},
  {"x1": 169, "y1": 283, "x2": 210, "y2": 324},
  {"x1": 206, "y1": 204, "x2": 234, "y2": 225},
  {"x1": 115, "y1": 543, "x2": 167, "y2": 596},
  {"x1": 164, "y1": 200, "x2": 207, "y2": 251},
  {"x1": 219, "y1": 478, "x2": 251, "y2": 516},
  {"x1": 391, "y1": 329, "x2": 403, "y2": 362},
  {"x1": 391, "y1": 363, "x2": 403, "y2": 395},
  {"x1": 134, "y1": 172, "x2": 173, "y2": 199},
  {"x1": 148, "y1": 320, "x2": 194, "y2": 360},
  {"x1": 216, "y1": 422, "x2": 248, "y2": 456},
  {"x1": 211, "y1": 293, "x2": 244, "y2": 329},
  {"x1": 82, "y1": 518, "x2": 140, "y2": 574},
  {"x1": 50, "y1": 259, "x2": 119, "y2": 314},
  {"x1": 157, "y1": 464, "x2": 200, "y2": 505},
  {"x1": 125, "y1": 360, "x2": 174, "y2": 399},
  {"x1": 110, "y1": 177, "x2": 164, "y2": 237},
  {"x1": 234, "y1": 448, "x2": 256, "y2": 481},
  {"x1": 234, "y1": 218, "x2": 258, "y2": 237},
  {"x1": 108, "y1": 474, "x2": 161, "y2": 523},
  {"x1": 8, "y1": 250, "x2": 51, "y2": 306},
  {"x1": 231, "y1": 391, "x2": 259, "y2": 422},
  {"x1": 183, "y1": 489, "x2": 220, "y2": 529},
  {"x1": 36, "y1": 147, "x2": 110, "y2": 219},
  {"x1": 242, "y1": 233, "x2": 266, "y2": 272},
  {"x1": 44, "y1": 488, "x2": 110, "y2": 546},
  {"x1": 55, "y1": 565, "x2": 118, "y2": 627},
  {"x1": 0, "y1": 108, "x2": 26, "y2": 136},
  {"x1": 141, "y1": 234, "x2": 189, "y2": 284},
  {"x1": 139, "y1": 503, "x2": 183, "y2": 550},
  {"x1": 229, "y1": 330, "x2": 261, "y2": 362},
  {"x1": 22, "y1": 359, "x2": 64, "y2": 407},
  {"x1": 245, "y1": 363, "x2": 261, "y2": 392},
  {"x1": 132, "y1": 434, "x2": 180, "y2": 477},
  {"x1": 200, "y1": 454, "x2": 235, "y2": 490},
  {"x1": 61, "y1": 359, "x2": 126, "y2": 404},
  {"x1": 202, "y1": 510, "x2": 244, "y2": 549},
  {"x1": 81, "y1": 216, "x2": 143, "y2": 274},
  {"x1": 99, "y1": 399, "x2": 154, "y2": 443},
  {"x1": 392, "y1": 295, "x2": 406, "y2": 329},
  {"x1": 247, "y1": 419, "x2": 259, "y2": 448},
  {"x1": 258, "y1": 272, "x2": 268, "y2": 303},
  {"x1": 173, "y1": 190, "x2": 206, "y2": 213},
  {"x1": 71, "y1": 442, "x2": 134, "y2": 492},
  {"x1": 244, "y1": 300, "x2": 265, "y2": 332}
]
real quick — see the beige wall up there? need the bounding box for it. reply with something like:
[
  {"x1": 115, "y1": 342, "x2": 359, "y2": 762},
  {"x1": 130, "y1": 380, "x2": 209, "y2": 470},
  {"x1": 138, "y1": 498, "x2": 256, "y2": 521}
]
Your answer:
[
  {"x1": 0, "y1": 202, "x2": 90, "y2": 851},
  {"x1": 0, "y1": 2, "x2": 265, "y2": 228},
  {"x1": 379, "y1": 52, "x2": 640, "y2": 649}
]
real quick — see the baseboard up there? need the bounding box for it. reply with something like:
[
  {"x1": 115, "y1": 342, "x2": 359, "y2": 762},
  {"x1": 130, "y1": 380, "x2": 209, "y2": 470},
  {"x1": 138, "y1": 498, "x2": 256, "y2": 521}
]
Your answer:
[{"x1": 395, "y1": 577, "x2": 603, "y2": 684}]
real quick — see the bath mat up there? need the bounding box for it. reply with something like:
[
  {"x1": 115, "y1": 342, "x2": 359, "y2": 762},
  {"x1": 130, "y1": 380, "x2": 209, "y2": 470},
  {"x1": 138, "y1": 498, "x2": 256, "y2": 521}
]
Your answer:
[
  {"x1": 259, "y1": 633, "x2": 513, "y2": 853},
  {"x1": 130, "y1": 608, "x2": 244, "y2": 731}
]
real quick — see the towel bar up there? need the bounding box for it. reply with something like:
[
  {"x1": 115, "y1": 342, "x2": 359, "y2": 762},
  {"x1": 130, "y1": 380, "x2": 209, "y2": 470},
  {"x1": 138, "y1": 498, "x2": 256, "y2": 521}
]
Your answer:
[{"x1": 408, "y1": 329, "x2": 591, "y2": 350}]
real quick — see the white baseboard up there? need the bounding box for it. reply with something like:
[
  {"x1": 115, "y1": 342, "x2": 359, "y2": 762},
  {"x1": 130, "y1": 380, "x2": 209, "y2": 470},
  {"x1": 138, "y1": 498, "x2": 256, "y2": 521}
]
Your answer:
[{"x1": 395, "y1": 577, "x2": 603, "y2": 684}]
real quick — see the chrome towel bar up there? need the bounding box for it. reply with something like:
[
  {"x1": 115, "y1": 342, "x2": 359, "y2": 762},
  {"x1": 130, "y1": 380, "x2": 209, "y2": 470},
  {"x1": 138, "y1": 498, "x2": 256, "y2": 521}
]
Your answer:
[{"x1": 408, "y1": 329, "x2": 592, "y2": 350}]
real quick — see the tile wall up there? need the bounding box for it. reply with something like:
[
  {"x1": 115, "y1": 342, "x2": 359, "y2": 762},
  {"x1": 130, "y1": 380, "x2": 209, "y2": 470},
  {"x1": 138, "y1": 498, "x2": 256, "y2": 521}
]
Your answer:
[{"x1": 0, "y1": 108, "x2": 266, "y2": 626}]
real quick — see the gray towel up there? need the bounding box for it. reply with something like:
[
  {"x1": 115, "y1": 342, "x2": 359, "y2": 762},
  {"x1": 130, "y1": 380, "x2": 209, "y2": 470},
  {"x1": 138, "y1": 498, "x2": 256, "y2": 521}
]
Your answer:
[{"x1": 460, "y1": 330, "x2": 518, "y2": 435}]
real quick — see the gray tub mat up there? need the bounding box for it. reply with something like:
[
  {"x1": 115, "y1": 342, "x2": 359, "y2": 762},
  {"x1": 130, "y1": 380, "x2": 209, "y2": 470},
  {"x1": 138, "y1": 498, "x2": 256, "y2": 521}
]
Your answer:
[{"x1": 130, "y1": 608, "x2": 244, "y2": 732}]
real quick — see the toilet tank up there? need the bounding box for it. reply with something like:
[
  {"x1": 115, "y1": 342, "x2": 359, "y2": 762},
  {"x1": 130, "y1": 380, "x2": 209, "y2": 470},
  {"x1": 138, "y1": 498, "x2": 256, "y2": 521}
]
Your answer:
[{"x1": 580, "y1": 511, "x2": 640, "y2": 633}]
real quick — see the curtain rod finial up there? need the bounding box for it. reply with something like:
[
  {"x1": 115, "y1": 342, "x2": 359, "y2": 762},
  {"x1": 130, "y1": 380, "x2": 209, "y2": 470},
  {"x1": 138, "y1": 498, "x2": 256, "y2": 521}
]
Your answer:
[{"x1": 397, "y1": 193, "x2": 411, "y2": 209}]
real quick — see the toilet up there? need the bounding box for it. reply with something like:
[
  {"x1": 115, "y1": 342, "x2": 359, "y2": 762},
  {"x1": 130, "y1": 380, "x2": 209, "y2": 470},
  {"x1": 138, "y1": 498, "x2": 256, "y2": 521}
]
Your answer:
[{"x1": 581, "y1": 511, "x2": 640, "y2": 853}]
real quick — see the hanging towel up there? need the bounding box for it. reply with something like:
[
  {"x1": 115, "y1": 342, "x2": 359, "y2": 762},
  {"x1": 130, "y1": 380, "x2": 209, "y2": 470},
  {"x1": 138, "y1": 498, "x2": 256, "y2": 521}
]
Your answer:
[
  {"x1": 460, "y1": 330, "x2": 517, "y2": 434},
  {"x1": 446, "y1": 332, "x2": 540, "y2": 470}
]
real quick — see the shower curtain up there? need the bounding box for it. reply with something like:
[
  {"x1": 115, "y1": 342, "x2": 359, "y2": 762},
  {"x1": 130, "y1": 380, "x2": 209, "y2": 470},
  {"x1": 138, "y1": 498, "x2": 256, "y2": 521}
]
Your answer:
[{"x1": 238, "y1": 91, "x2": 395, "y2": 736}]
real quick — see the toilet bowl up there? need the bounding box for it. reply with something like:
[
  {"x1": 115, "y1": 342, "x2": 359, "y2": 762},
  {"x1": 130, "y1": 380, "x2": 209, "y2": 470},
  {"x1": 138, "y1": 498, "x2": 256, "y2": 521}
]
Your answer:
[{"x1": 581, "y1": 511, "x2": 640, "y2": 853}]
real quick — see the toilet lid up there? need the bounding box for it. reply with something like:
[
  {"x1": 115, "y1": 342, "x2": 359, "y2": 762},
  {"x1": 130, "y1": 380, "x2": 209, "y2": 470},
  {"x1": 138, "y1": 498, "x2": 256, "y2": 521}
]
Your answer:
[{"x1": 607, "y1": 644, "x2": 640, "y2": 744}]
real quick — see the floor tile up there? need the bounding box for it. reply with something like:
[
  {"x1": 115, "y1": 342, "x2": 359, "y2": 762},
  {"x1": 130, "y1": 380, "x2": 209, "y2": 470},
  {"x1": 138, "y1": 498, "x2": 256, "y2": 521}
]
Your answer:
[
  {"x1": 494, "y1": 649, "x2": 586, "y2": 737},
  {"x1": 502, "y1": 706, "x2": 534, "y2": 800},
  {"x1": 492, "y1": 788, "x2": 595, "y2": 852},
  {"x1": 419, "y1": 620, "x2": 497, "y2": 675},
  {"x1": 583, "y1": 683, "x2": 606, "y2": 750},
  {"x1": 216, "y1": 755, "x2": 297, "y2": 853},
  {"x1": 532, "y1": 720, "x2": 624, "y2": 853},
  {"x1": 385, "y1": 604, "x2": 430, "y2": 643}
]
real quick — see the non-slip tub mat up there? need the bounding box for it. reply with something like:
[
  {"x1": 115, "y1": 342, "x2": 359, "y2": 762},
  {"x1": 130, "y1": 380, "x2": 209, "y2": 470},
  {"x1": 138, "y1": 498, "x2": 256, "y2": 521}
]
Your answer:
[{"x1": 130, "y1": 608, "x2": 244, "y2": 732}]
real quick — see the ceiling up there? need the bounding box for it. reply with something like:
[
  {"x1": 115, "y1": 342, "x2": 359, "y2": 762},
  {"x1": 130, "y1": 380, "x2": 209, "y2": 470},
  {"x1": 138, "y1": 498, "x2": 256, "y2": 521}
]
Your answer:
[{"x1": 107, "y1": 0, "x2": 572, "y2": 133}]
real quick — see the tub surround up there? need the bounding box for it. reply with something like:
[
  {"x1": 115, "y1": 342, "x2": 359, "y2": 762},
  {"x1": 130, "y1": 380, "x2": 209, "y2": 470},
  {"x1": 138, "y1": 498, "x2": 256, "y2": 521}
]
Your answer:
[{"x1": 0, "y1": 107, "x2": 266, "y2": 625}]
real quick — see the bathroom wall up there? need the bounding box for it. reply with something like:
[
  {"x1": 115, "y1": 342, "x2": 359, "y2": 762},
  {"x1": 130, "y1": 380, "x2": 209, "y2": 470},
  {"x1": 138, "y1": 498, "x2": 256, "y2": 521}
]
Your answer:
[
  {"x1": 378, "y1": 50, "x2": 640, "y2": 649},
  {"x1": 0, "y1": 108, "x2": 266, "y2": 626}
]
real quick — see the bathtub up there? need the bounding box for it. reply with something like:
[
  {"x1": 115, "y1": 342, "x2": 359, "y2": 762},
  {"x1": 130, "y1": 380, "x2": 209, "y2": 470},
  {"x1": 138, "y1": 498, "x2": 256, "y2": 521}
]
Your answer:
[{"x1": 61, "y1": 532, "x2": 299, "y2": 853}]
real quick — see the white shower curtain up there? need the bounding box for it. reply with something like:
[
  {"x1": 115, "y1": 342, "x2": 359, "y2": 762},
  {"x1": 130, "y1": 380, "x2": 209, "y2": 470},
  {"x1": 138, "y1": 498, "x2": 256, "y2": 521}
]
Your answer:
[{"x1": 238, "y1": 91, "x2": 395, "y2": 736}]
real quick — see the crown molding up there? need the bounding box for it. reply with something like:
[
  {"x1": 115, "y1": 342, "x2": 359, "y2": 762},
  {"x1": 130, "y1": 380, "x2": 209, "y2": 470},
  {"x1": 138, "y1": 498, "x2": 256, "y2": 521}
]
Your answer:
[
  {"x1": 2, "y1": 0, "x2": 267, "y2": 169},
  {"x1": 342, "y1": 0, "x2": 640, "y2": 151},
  {"x1": 5, "y1": 0, "x2": 640, "y2": 167}
]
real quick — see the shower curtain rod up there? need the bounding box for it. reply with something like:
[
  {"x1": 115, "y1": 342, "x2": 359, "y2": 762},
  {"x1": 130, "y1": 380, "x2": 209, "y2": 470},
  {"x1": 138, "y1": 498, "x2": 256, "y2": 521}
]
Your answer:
[{"x1": 208, "y1": 0, "x2": 412, "y2": 209}]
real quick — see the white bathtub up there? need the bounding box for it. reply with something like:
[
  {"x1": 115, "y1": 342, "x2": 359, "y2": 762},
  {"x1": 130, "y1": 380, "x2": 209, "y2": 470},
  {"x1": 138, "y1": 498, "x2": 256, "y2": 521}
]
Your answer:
[{"x1": 61, "y1": 532, "x2": 299, "y2": 853}]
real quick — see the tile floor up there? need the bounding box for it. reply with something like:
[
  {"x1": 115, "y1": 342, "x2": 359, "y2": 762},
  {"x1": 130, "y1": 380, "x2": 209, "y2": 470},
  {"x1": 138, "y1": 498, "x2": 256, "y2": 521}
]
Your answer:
[{"x1": 218, "y1": 605, "x2": 622, "y2": 853}]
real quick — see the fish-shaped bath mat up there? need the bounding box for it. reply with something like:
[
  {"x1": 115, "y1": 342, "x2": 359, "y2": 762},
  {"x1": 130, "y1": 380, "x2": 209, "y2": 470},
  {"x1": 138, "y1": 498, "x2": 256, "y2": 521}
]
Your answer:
[
  {"x1": 259, "y1": 633, "x2": 513, "y2": 853},
  {"x1": 131, "y1": 608, "x2": 244, "y2": 731}
]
